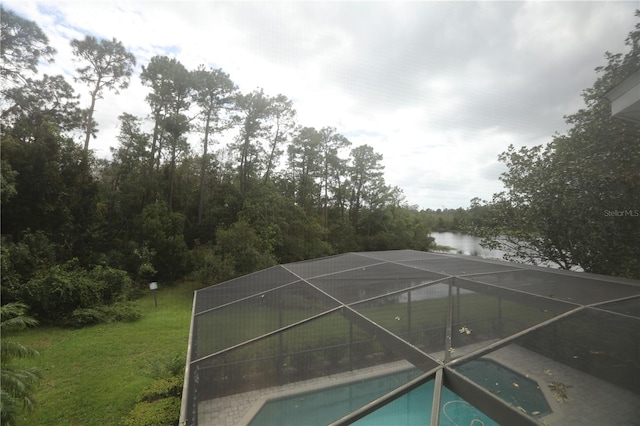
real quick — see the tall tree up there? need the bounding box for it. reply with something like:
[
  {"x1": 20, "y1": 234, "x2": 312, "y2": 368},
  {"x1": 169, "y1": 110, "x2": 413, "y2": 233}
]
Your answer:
[
  {"x1": 71, "y1": 36, "x2": 136, "y2": 152},
  {"x1": 348, "y1": 144, "x2": 386, "y2": 226},
  {"x1": 2, "y1": 74, "x2": 83, "y2": 135},
  {"x1": 2, "y1": 128, "x2": 97, "y2": 262},
  {"x1": 163, "y1": 65, "x2": 192, "y2": 212},
  {"x1": 191, "y1": 66, "x2": 237, "y2": 224},
  {"x1": 140, "y1": 56, "x2": 176, "y2": 174},
  {"x1": 1, "y1": 70, "x2": 97, "y2": 262},
  {"x1": 108, "y1": 113, "x2": 151, "y2": 218},
  {"x1": 140, "y1": 56, "x2": 192, "y2": 210},
  {"x1": 319, "y1": 127, "x2": 351, "y2": 227},
  {"x1": 232, "y1": 89, "x2": 271, "y2": 195},
  {"x1": 0, "y1": 6, "x2": 55, "y2": 85},
  {"x1": 480, "y1": 13, "x2": 640, "y2": 278},
  {"x1": 287, "y1": 127, "x2": 322, "y2": 213},
  {"x1": 263, "y1": 94, "x2": 296, "y2": 184}
]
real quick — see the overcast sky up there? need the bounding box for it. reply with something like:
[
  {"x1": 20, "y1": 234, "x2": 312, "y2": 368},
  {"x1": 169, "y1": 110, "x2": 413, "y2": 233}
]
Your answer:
[{"x1": 4, "y1": 1, "x2": 638, "y2": 209}]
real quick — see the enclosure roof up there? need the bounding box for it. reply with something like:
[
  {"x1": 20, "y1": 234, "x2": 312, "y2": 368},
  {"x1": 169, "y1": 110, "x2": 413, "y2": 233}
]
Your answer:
[{"x1": 182, "y1": 250, "x2": 640, "y2": 426}]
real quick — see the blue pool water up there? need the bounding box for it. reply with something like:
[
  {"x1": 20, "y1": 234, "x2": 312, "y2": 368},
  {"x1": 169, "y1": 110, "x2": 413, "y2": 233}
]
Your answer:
[
  {"x1": 249, "y1": 369, "x2": 422, "y2": 426},
  {"x1": 455, "y1": 359, "x2": 551, "y2": 418},
  {"x1": 250, "y1": 369, "x2": 497, "y2": 426},
  {"x1": 353, "y1": 382, "x2": 497, "y2": 426}
]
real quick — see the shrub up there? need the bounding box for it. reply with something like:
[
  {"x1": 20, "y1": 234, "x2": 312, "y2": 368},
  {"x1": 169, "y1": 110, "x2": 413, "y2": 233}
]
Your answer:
[
  {"x1": 70, "y1": 307, "x2": 108, "y2": 326},
  {"x1": 127, "y1": 351, "x2": 185, "y2": 426},
  {"x1": 15, "y1": 262, "x2": 136, "y2": 324},
  {"x1": 124, "y1": 397, "x2": 180, "y2": 426},
  {"x1": 139, "y1": 376, "x2": 183, "y2": 402},
  {"x1": 21, "y1": 262, "x2": 103, "y2": 322},
  {"x1": 89, "y1": 266, "x2": 134, "y2": 303},
  {"x1": 142, "y1": 353, "x2": 186, "y2": 379},
  {"x1": 68, "y1": 302, "x2": 142, "y2": 327},
  {"x1": 104, "y1": 301, "x2": 143, "y2": 322}
]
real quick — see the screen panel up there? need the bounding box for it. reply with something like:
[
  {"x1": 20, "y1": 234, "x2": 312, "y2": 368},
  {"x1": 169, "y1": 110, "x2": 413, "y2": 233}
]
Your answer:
[
  {"x1": 464, "y1": 269, "x2": 640, "y2": 305},
  {"x1": 449, "y1": 278, "x2": 575, "y2": 360},
  {"x1": 194, "y1": 281, "x2": 340, "y2": 359},
  {"x1": 352, "y1": 283, "x2": 451, "y2": 358},
  {"x1": 401, "y1": 256, "x2": 522, "y2": 276},
  {"x1": 309, "y1": 262, "x2": 447, "y2": 304},
  {"x1": 283, "y1": 253, "x2": 382, "y2": 279},
  {"x1": 453, "y1": 308, "x2": 640, "y2": 425},
  {"x1": 194, "y1": 266, "x2": 299, "y2": 313}
]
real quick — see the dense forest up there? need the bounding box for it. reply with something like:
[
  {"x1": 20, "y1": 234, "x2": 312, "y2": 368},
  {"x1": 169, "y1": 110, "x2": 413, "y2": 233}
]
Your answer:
[
  {"x1": 3, "y1": 8, "x2": 639, "y2": 331},
  {"x1": 2, "y1": 8, "x2": 475, "y2": 326}
]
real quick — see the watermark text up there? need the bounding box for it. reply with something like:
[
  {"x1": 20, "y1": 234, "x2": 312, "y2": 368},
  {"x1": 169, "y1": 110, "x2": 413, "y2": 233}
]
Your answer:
[{"x1": 603, "y1": 209, "x2": 639, "y2": 217}]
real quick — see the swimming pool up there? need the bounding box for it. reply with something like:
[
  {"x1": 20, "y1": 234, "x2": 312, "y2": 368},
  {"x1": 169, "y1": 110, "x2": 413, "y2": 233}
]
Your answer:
[
  {"x1": 249, "y1": 369, "x2": 422, "y2": 425},
  {"x1": 249, "y1": 368, "x2": 497, "y2": 425},
  {"x1": 352, "y1": 382, "x2": 497, "y2": 426},
  {"x1": 455, "y1": 358, "x2": 551, "y2": 418}
]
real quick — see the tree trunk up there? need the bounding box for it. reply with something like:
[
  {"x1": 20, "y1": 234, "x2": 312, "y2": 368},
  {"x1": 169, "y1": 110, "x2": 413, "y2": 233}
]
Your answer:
[
  {"x1": 198, "y1": 113, "x2": 212, "y2": 224},
  {"x1": 83, "y1": 89, "x2": 98, "y2": 152},
  {"x1": 263, "y1": 121, "x2": 281, "y2": 184},
  {"x1": 168, "y1": 141, "x2": 176, "y2": 211}
]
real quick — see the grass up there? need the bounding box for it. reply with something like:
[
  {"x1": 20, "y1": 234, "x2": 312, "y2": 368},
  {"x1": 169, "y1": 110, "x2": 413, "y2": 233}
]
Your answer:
[{"x1": 10, "y1": 281, "x2": 197, "y2": 426}]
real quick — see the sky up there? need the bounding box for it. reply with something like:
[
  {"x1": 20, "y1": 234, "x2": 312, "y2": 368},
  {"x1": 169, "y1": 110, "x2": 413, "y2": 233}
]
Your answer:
[{"x1": 3, "y1": 1, "x2": 638, "y2": 210}]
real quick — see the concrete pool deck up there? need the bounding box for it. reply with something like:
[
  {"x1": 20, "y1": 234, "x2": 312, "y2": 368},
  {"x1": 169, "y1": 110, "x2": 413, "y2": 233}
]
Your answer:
[
  {"x1": 197, "y1": 343, "x2": 639, "y2": 425},
  {"x1": 485, "y1": 344, "x2": 640, "y2": 426}
]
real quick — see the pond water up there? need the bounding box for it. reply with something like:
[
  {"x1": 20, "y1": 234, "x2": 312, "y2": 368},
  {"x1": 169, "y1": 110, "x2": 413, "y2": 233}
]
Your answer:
[
  {"x1": 431, "y1": 232, "x2": 507, "y2": 260},
  {"x1": 431, "y1": 232, "x2": 580, "y2": 271}
]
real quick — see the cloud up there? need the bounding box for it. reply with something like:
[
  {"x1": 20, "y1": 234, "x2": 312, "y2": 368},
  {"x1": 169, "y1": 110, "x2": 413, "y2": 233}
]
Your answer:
[{"x1": 3, "y1": 1, "x2": 638, "y2": 209}]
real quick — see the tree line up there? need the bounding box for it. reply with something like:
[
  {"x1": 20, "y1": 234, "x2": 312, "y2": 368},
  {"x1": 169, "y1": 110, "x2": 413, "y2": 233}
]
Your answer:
[
  {"x1": 2, "y1": 6, "x2": 639, "y2": 330},
  {"x1": 1, "y1": 7, "x2": 441, "y2": 326}
]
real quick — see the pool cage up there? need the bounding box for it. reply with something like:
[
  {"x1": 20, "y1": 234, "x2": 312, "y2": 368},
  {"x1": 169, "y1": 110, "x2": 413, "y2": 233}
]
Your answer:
[{"x1": 180, "y1": 250, "x2": 640, "y2": 425}]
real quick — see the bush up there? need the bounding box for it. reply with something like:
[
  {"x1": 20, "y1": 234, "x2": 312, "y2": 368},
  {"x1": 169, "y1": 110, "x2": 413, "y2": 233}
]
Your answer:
[
  {"x1": 124, "y1": 397, "x2": 180, "y2": 426},
  {"x1": 103, "y1": 301, "x2": 143, "y2": 322},
  {"x1": 21, "y1": 262, "x2": 103, "y2": 322},
  {"x1": 139, "y1": 376, "x2": 183, "y2": 402},
  {"x1": 15, "y1": 262, "x2": 136, "y2": 324},
  {"x1": 1, "y1": 231, "x2": 56, "y2": 300},
  {"x1": 70, "y1": 307, "x2": 108, "y2": 326},
  {"x1": 127, "y1": 356, "x2": 185, "y2": 426},
  {"x1": 142, "y1": 353, "x2": 186, "y2": 379},
  {"x1": 68, "y1": 302, "x2": 143, "y2": 327},
  {"x1": 89, "y1": 266, "x2": 134, "y2": 302}
]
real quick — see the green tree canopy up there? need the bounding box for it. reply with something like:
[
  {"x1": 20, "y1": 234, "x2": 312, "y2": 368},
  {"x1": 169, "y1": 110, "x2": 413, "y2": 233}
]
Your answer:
[
  {"x1": 479, "y1": 13, "x2": 640, "y2": 278},
  {"x1": 0, "y1": 6, "x2": 55, "y2": 84},
  {"x1": 71, "y1": 35, "x2": 136, "y2": 151}
]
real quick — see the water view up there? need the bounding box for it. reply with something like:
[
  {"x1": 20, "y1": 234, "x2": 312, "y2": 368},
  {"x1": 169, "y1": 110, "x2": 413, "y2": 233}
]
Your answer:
[
  {"x1": 431, "y1": 232, "x2": 507, "y2": 260},
  {"x1": 431, "y1": 232, "x2": 581, "y2": 271}
]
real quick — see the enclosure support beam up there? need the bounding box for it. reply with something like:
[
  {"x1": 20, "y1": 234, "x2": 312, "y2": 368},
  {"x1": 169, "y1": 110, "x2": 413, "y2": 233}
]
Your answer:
[
  {"x1": 349, "y1": 322, "x2": 353, "y2": 371},
  {"x1": 341, "y1": 307, "x2": 437, "y2": 371},
  {"x1": 329, "y1": 367, "x2": 440, "y2": 426},
  {"x1": 407, "y1": 290, "x2": 412, "y2": 342},
  {"x1": 443, "y1": 368, "x2": 538, "y2": 426},
  {"x1": 429, "y1": 369, "x2": 443, "y2": 426},
  {"x1": 444, "y1": 278, "x2": 454, "y2": 363}
]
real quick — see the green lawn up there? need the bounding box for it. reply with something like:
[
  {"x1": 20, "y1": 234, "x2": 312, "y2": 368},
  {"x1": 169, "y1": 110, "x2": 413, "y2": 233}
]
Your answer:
[{"x1": 10, "y1": 282, "x2": 197, "y2": 426}]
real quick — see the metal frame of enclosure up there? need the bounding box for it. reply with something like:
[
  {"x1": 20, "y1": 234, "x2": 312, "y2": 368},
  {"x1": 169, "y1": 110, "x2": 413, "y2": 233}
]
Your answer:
[{"x1": 180, "y1": 250, "x2": 640, "y2": 426}]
